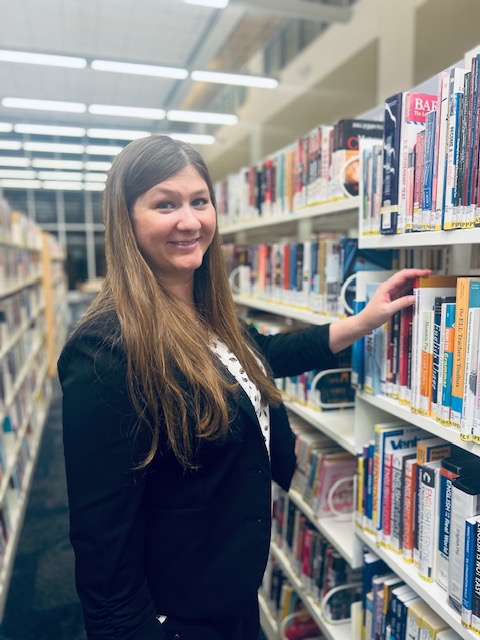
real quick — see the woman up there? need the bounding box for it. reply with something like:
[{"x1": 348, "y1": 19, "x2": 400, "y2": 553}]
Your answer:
[{"x1": 58, "y1": 134, "x2": 429, "y2": 640}]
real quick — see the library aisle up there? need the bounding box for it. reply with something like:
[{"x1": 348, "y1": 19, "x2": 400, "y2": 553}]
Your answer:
[{"x1": 0, "y1": 378, "x2": 86, "y2": 640}]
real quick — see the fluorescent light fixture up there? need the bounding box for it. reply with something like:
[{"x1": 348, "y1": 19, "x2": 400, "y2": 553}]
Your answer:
[
  {"x1": 32, "y1": 159, "x2": 84, "y2": 170},
  {"x1": 14, "y1": 124, "x2": 86, "y2": 137},
  {"x1": 84, "y1": 161, "x2": 111, "y2": 171},
  {"x1": 37, "y1": 171, "x2": 84, "y2": 181},
  {"x1": 0, "y1": 141, "x2": 22, "y2": 150},
  {"x1": 88, "y1": 104, "x2": 166, "y2": 120},
  {"x1": 0, "y1": 49, "x2": 87, "y2": 69},
  {"x1": 184, "y1": 0, "x2": 229, "y2": 7},
  {"x1": 0, "y1": 157, "x2": 30, "y2": 167},
  {"x1": 91, "y1": 60, "x2": 188, "y2": 80},
  {"x1": 85, "y1": 145, "x2": 123, "y2": 156},
  {"x1": 190, "y1": 70, "x2": 278, "y2": 89},
  {"x1": 87, "y1": 128, "x2": 150, "y2": 141},
  {"x1": 0, "y1": 123, "x2": 13, "y2": 133},
  {"x1": 167, "y1": 109, "x2": 237, "y2": 125},
  {"x1": 0, "y1": 179, "x2": 41, "y2": 189},
  {"x1": 24, "y1": 142, "x2": 85, "y2": 154},
  {"x1": 0, "y1": 140, "x2": 22, "y2": 151},
  {"x1": 169, "y1": 133, "x2": 215, "y2": 145},
  {"x1": 84, "y1": 182, "x2": 105, "y2": 191},
  {"x1": 84, "y1": 173, "x2": 108, "y2": 182},
  {"x1": 2, "y1": 98, "x2": 87, "y2": 113},
  {"x1": 0, "y1": 169, "x2": 37, "y2": 179},
  {"x1": 43, "y1": 181, "x2": 83, "y2": 191}
]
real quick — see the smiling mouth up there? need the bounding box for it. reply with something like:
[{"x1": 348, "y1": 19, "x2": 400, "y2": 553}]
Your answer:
[{"x1": 170, "y1": 238, "x2": 199, "y2": 246}]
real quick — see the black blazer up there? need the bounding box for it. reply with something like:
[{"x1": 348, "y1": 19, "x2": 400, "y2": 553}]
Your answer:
[{"x1": 58, "y1": 316, "x2": 338, "y2": 639}]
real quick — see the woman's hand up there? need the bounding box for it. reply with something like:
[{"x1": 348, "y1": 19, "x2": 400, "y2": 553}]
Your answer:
[{"x1": 329, "y1": 268, "x2": 432, "y2": 354}]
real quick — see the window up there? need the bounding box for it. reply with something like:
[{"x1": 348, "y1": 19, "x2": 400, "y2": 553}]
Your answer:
[
  {"x1": 34, "y1": 191, "x2": 57, "y2": 224},
  {"x1": 3, "y1": 189, "x2": 28, "y2": 216},
  {"x1": 66, "y1": 231, "x2": 88, "y2": 290},
  {"x1": 64, "y1": 192, "x2": 85, "y2": 224}
]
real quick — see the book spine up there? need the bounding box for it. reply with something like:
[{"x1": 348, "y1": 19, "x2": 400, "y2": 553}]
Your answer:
[
  {"x1": 418, "y1": 465, "x2": 440, "y2": 581},
  {"x1": 471, "y1": 520, "x2": 480, "y2": 633},
  {"x1": 461, "y1": 516, "x2": 477, "y2": 628},
  {"x1": 452, "y1": 279, "x2": 473, "y2": 427},
  {"x1": 436, "y1": 469, "x2": 458, "y2": 591},
  {"x1": 437, "y1": 303, "x2": 456, "y2": 425},
  {"x1": 403, "y1": 459, "x2": 417, "y2": 562},
  {"x1": 460, "y1": 307, "x2": 480, "y2": 440}
]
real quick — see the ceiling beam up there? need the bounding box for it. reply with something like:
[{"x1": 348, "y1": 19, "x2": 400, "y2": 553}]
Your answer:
[{"x1": 232, "y1": 0, "x2": 353, "y2": 23}]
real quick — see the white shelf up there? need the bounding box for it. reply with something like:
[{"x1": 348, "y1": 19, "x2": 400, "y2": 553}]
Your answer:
[
  {"x1": 220, "y1": 198, "x2": 360, "y2": 235},
  {"x1": 0, "y1": 274, "x2": 42, "y2": 301},
  {"x1": 356, "y1": 527, "x2": 477, "y2": 640},
  {"x1": 0, "y1": 303, "x2": 45, "y2": 363},
  {"x1": 356, "y1": 390, "x2": 480, "y2": 455},
  {"x1": 233, "y1": 294, "x2": 339, "y2": 326},
  {"x1": 358, "y1": 227, "x2": 480, "y2": 249},
  {"x1": 270, "y1": 541, "x2": 352, "y2": 640},
  {"x1": 288, "y1": 488, "x2": 361, "y2": 569},
  {"x1": 259, "y1": 593, "x2": 280, "y2": 640},
  {"x1": 284, "y1": 401, "x2": 355, "y2": 454}
]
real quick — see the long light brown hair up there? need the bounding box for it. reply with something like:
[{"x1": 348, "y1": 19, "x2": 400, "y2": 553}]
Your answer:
[{"x1": 77, "y1": 135, "x2": 281, "y2": 469}]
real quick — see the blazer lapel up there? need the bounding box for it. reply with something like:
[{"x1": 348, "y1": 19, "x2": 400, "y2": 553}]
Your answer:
[{"x1": 221, "y1": 365, "x2": 261, "y2": 429}]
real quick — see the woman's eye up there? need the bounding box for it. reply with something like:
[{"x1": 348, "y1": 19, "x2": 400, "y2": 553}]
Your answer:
[
  {"x1": 192, "y1": 197, "x2": 209, "y2": 207},
  {"x1": 156, "y1": 201, "x2": 174, "y2": 210}
]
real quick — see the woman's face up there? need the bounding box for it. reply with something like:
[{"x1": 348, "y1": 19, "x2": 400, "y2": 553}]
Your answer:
[{"x1": 131, "y1": 164, "x2": 216, "y2": 289}]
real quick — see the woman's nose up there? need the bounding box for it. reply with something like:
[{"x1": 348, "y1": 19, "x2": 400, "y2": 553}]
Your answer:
[{"x1": 176, "y1": 205, "x2": 201, "y2": 230}]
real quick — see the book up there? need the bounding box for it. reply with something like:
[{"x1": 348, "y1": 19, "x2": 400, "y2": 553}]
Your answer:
[
  {"x1": 381, "y1": 93, "x2": 403, "y2": 235},
  {"x1": 390, "y1": 447, "x2": 417, "y2": 554},
  {"x1": 436, "y1": 452, "x2": 479, "y2": 590},
  {"x1": 448, "y1": 475, "x2": 480, "y2": 612},
  {"x1": 329, "y1": 119, "x2": 383, "y2": 201},
  {"x1": 442, "y1": 67, "x2": 469, "y2": 230},
  {"x1": 411, "y1": 275, "x2": 457, "y2": 414},
  {"x1": 460, "y1": 306, "x2": 480, "y2": 440},
  {"x1": 405, "y1": 599, "x2": 432, "y2": 640},
  {"x1": 403, "y1": 457, "x2": 418, "y2": 563},
  {"x1": 472, "y1": 518, "x2": 480, "y2": 634},
  {"x1": 422, "y1": 109, "x2": 438, "y2": 231},
  {"x1": 461, "y1": 514, "x2": 480, "y2": 628},
  {"x1": 451, "y1": 277, "x2": 480, "y2": 428},
  {"x1": 414, "y1": 438, "x2": 451, "y2": 566},
  {"x1": 412, "y1": 129, "x2": 425, "y2": 233},
  {"x1": 373, "y1": 421, "x2": 420, "y2": 537},
  {"x1": 432, "y1": 296, "x2": 456, "y2": 416},
  {"x1": 436, "y1": 302, "x2": 457, "y2": 425},
  {"x1": 417, "y1": 460, "x2": 442, "y2": 582},
  {"x1": 397, "y1": 91, "x2": 438, "y2": 234},
  {"x1": 418, "y1": 607, "x2": 449, "y2": 639}
]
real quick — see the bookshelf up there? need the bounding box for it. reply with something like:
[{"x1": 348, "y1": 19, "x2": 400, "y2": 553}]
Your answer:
[
  {"x1": 0, "y1": 203, "x2": 68, "y2": 619},
  {"x1": 219, "y1": 46, "x2": 480, "y2": 640},
  {"x1": 41, "y1": 232, "x2": 68, "y2": 377}
]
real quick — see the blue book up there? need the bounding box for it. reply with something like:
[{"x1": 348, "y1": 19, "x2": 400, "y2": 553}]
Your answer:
[
  {"x1": 422, "y1": 109, "x2": 437, "y2": 228},
  {"x1": 363, "y1": 283, "x2": 383, "y2": 395},
  {"x1": 438, "y1": 302, "x2": 456, "y2": 424},
  {"x1": 462, "y1": 514, "x2": 479, "y2": 627},
  {"x1": 351, "y1": 299, "x2": 366, "y2": 389}
]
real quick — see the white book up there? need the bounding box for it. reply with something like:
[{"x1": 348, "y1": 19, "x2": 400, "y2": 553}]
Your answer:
[{"x1": 460, "y1": 307, "x2": 480, "y2": 440}]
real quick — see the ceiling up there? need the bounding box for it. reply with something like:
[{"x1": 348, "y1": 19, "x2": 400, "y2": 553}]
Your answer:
[{"x1": 0, "y1": 0, "x2": 354, "y2": 186}]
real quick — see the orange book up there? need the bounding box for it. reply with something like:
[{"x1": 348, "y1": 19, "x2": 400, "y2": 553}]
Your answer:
[{"x1": 419, "y1": 309, "x2": 434, "y2": 415}]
